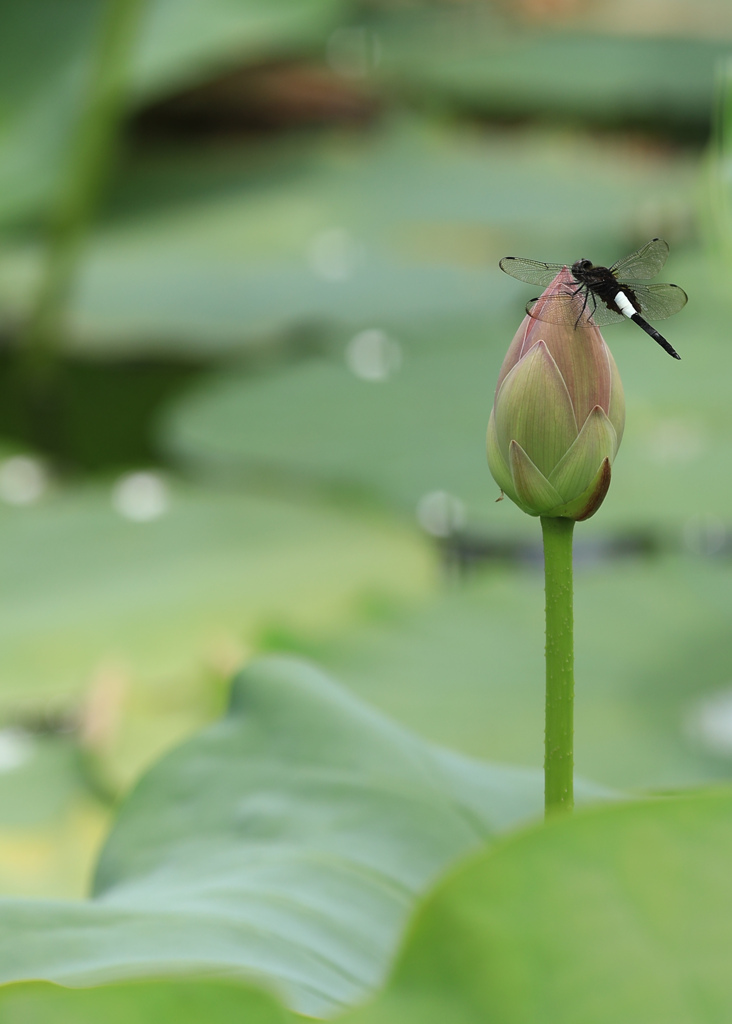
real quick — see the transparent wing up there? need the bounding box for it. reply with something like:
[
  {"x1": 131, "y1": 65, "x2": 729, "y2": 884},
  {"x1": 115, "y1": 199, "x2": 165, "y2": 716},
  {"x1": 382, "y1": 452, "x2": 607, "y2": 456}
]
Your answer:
[
  {"x1": 526, "y1": 291, "x2": 625, "y2": 329},
  {"x1": 528, "y1": 282, "x2": 688, "y2": 329},
  {"x1": 499, "y1": 256, "x2": 565, "y2": 287},
  {"x1": 609, "y1": 238, "x2": 669, "y2": 281},
  {"x1": 631, "y1": 282, "x2": 688, "y2": 320}
]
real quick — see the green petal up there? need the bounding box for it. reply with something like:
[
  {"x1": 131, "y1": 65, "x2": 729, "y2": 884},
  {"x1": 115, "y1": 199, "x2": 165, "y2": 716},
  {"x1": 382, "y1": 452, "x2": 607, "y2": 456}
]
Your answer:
[
  {"x1": 551, "y1": 458, "x2": 612, "y2": 521},
  {"x1": 509, "y1": 441, "x2": 564, "y2": 515},
  {"x1": 549, "y1": 406, "x2": 617, "y2": 503},
  {"x1": 494, "y1": 342, "x2": 578, "y2": 479},
  {"x1": 486, "y1": 408, "x2": 514, "y2": 497}
]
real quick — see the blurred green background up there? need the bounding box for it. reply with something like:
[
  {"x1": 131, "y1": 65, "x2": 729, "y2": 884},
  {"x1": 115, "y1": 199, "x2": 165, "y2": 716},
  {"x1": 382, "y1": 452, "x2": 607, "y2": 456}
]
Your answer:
[{"x1": 0, "y1": 0, "x2": 731, "y2": 900}]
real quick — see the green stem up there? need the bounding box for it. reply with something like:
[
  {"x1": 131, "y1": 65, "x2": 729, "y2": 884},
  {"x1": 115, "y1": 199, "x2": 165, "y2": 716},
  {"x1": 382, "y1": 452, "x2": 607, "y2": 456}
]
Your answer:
[
  {"x1": 540, "y1": 515, "x2": 575, "y2": 815},
  {"x1": 19, "y1": 0, "x2": 144, "y2": 387}
]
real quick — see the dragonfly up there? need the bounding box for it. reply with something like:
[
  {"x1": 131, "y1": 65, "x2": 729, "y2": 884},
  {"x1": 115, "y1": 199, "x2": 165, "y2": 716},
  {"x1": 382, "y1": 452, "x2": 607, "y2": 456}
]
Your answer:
[{"x1": 499, "y1": 237, "x2": 687, "y2": 360}]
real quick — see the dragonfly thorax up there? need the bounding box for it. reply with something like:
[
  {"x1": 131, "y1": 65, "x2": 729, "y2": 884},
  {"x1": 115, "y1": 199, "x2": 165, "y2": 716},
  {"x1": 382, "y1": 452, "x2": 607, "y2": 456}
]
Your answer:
[{"x1": 571, "y1": 260, "x2": 618, "y2": 295}]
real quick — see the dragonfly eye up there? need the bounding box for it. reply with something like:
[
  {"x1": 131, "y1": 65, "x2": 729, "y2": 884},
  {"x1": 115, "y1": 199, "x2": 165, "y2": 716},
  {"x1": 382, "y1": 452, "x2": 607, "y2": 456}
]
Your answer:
[{"x1": 578, "y1": 259, "x2": 592, "y2": 270}]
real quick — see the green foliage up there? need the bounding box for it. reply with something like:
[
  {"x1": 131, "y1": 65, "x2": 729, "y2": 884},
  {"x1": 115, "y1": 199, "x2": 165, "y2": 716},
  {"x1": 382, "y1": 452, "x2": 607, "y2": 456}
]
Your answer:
[
  {"x1": 0, "y1": 1, "x2": 729, "y2": 1018},
  {"x1": 343, "y1": 790, "x2": 732, "y2": 1024},
  {"x1": 0, "y1": 657, "x2": 579, "y2": 1016},
  {"x1": 0, "y1": 979, "x2": 291, "y2": 1024}
]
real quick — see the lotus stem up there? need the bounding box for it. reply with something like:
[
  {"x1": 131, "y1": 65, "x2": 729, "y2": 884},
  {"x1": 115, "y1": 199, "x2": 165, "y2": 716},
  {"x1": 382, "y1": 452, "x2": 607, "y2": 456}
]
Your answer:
[
  {"x1": 541, "y1": 515, "x2": 575, "y2": 814},
  {"x1": 19, "y1": 0, "x2": 143, "y2": 387}
]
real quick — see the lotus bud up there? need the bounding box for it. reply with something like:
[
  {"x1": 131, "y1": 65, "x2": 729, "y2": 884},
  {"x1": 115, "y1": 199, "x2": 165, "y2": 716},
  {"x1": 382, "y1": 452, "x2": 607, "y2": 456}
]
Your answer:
[{"x1": 487, "y1": 268, "x2": 625, "y2": 520}]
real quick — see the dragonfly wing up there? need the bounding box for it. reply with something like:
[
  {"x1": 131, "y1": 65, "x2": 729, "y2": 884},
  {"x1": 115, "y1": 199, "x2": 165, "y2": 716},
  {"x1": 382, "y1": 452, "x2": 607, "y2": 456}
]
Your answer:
[
  {"x1": 609, "y1": 238, "x2": 669, "y2": 280},
  {"x1": 526, "y1": 291, "x2": 624, "y2": 328},
  {"x1": 499, "y1": 256, "x2": 565, "y2": 287},
  {"x1": 580, "y1": 301, "x2": 628, "y2": 326},
  {"x1": 630, "y1": 282, "x2": 688, "y2": 320}
]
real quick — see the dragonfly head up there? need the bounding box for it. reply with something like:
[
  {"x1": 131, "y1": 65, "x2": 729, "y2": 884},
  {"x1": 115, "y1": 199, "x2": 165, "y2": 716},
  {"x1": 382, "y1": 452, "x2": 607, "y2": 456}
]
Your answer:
[{"x1": 572, "y1": 258, "x2": 593, "y2": 274}]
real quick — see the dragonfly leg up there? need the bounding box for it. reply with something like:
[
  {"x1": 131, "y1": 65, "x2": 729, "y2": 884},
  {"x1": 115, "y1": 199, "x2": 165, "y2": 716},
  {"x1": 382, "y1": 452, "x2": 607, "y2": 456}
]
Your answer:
[{"x1": 573, "y1": 287, "x2": 592, "y2": 329}]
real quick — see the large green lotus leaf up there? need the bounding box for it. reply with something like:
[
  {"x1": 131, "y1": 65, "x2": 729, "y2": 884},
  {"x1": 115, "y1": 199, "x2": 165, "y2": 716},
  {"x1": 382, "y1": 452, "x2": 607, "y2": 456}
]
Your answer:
[
  {"x1": 0, "y1": 658, "x2": 610, "y2": 1016},
  {"x1": 310, "y1": 554, "x2": 732, "y2": 791},
  {"x1": 375, "y1": 8, "x2": 728, "y2": 130},
  {"x1": 0, "y1": 122, "x2": 694, "y2": 354},
  {"x1": 0, "y1": 0, "x2": 344, "y2": 226},
  {"x1": 343, "y1": 790, "x2": 732, "y2": 1024},
  {"x1": 0, "y1": 979, "x2": 291, "y2": 1024}
]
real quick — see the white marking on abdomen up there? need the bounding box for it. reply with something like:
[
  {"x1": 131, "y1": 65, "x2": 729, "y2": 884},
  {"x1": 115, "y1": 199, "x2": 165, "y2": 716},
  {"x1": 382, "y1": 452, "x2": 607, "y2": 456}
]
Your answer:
[{"x1": 614, "y1": 290, "x2": 637, "y2": 319}]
